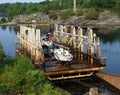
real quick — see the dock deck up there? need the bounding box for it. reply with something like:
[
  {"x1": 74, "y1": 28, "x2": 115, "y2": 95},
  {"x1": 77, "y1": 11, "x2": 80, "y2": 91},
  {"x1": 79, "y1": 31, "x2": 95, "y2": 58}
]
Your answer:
[{"x1": 44, "y1": 58, "x2": 105, "y2": 80}]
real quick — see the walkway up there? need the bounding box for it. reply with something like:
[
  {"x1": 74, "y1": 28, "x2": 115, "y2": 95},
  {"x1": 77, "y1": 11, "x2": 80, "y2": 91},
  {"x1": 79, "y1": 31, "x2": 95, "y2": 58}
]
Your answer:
[{"x1": 96, "y1": 72, "x2": 120, "y2": 90}]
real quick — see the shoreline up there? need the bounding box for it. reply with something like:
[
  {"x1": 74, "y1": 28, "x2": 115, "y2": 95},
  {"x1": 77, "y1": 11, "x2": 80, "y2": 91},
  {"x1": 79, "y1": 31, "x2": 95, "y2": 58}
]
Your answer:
[{"x1": 1, "y1": 21, "x2": 120, "y2": 29}]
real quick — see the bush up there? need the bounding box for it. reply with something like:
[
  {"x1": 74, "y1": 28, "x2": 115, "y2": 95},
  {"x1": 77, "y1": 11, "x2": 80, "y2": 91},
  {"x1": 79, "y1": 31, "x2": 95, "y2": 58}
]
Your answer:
[
  {"x1": 76, "y1": 8, "x2": 84, "y2": 16},
  {"x1": 0, "y1": 56, "x2": 66, "y2": 95},
  {"x1": 49, "y1": 12, "x2": 58, "y2": 20},
  {"x1": 85, "y1": 8, "x2": 99, "y2": 20},
  {"x1": 60, "y1": 9, "x2": 74, "y2": 20}
]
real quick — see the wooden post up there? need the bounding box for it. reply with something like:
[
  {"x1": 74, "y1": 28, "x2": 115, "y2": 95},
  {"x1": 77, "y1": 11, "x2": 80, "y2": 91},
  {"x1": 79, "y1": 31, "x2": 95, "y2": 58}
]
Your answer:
[
  {"x1": 60, "y1": 25, "x2": 64, "y2": 44},
  {"x1": 31, "y1": 28, "x2": 33, "y2": 59},
  {"x1": 23, "y1": 26, "x2": 27, "y2": 54},
  {"x1": 20, "y1": 25, "x2": 25, "y2": 51},
  {"x1": 35, "y1": 29, "x2": 40, "y2": 65},
  {"x1": 87, "y1": 28, "x2": 94, "y2": 64},
  {"x1": 32, "y1": 28, "x2": 36, "y2": 43},
  {"x1": 28, "y1": 27, "x2": 32, "y2": 58},
  {"x1": 36, "y1": 29, "x2": 42, "y2": 49},
  {"x1": 64, "y1": 25, "x2": 68, "y2": 44},
  {"x1": 78, "y1": 27, "x2": 84, "y2": 60},
  {"x1": 54, "y1": 24, "x2": 59, "y2": 43},
  {"x1": 72, "y1": 26, "x2": 76, "y2": 58}
]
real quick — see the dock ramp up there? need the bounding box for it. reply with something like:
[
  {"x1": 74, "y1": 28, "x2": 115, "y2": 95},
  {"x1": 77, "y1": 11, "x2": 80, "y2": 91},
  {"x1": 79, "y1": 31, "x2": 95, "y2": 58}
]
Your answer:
[{"x1": 96, "y1": 72, "x2": 120, "y2": 94}]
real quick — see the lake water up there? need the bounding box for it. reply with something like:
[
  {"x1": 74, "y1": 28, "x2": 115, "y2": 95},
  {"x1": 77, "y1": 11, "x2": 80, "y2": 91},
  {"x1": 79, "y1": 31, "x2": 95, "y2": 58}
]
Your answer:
[
  {"x1": 97, "y1": 28, "x2": 120, "y2": 75},
  {"x1": 0, "y1": 25, "x2": 120, "y2": 94},
  {"x1": 0, "y1": 26, "x2": 17, "y2": 57}
]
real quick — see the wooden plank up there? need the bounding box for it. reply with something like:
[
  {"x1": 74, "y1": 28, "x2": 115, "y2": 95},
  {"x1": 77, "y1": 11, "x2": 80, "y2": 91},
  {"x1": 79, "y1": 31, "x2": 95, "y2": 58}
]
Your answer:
[
  {"x1": 96, "y1": 72, "x2": 120, "y2": 90},
  {"x1": 44, "y1": 66, "x2": 105, "y2": 76}
]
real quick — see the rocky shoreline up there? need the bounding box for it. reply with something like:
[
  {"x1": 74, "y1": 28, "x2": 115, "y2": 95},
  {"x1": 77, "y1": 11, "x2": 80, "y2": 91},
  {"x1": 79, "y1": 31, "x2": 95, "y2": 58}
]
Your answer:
[{"x1": 1, "y1": 11, "x2": 120, "y2": 29}]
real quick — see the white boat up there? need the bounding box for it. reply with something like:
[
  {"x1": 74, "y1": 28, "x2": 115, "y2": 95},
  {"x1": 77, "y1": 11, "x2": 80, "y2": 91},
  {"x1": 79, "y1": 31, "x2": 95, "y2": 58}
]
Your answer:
[
  {"x1": 41, "y1": 33, "x2": 53, "y2": 47},
  {"x1": 54, "y1": 48, "x2": 73, "y2": 61}
]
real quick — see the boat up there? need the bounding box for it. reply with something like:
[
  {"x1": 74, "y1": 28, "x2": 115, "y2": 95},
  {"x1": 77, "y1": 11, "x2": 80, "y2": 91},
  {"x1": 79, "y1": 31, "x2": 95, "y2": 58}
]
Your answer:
[
  {"x1": 41, "y1": 33, "x2": 53, "y2": 47},
  {"x1": 54, "y1": 48, "x2": 73, "y2": 61}
]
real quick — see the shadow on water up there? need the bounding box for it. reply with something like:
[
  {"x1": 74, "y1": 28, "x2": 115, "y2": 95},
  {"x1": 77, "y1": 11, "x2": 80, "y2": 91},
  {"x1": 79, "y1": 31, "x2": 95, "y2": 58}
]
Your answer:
[{"x1": 8, "y1": 26, "x2": 19, "y2": 34}]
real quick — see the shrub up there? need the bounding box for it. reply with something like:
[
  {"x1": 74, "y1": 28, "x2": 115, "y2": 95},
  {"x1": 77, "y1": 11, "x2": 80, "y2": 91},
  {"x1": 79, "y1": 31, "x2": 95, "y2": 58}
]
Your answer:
[
  {"x1": 85, "y1": 8, "x2": 99, "y2": 20},
  {"x1": 60, "y1": 9, "x2": 74, "y2": 20},
  {"x1": 49, "y1": 12, "x2": 58, "y2": 20},
  {"x1": 76, "y1": 8, "x2": 84, "y2": 16}
]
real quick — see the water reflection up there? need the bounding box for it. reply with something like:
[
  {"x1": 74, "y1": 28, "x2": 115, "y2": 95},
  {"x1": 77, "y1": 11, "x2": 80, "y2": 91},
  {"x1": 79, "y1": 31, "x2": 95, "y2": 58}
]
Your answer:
[
  {"x1": 94, "y1": 28, "x2": 120, "y2": 44},
  {"x1": 92, "y1": 28, "x2": 120, "y2": 75},
  {"x1": 0, "y1": 25, "x2": 7, "y2": 30}
]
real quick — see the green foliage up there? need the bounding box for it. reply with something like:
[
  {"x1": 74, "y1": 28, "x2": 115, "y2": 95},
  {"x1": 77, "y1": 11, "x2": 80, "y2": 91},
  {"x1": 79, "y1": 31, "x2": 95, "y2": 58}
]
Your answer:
[
  {"x1": 113, "y1": 1, "x2": 120, "y2": 16},
  {"x1": 60, "y1": 10, "x2": 74, "y2": 20},
  {"x1": 41, "y1": 5, "x2": 50, "y2": 14},
  {"x1": 82, "y1": 0, "x2": 116, "y2": 9},
  {"x1": 62, "y1": 0, "x2": 73, "y2": 9},
  {"x1": 1, "y1": 0, "x2": 120, "y2": 21},
  {"x1": 76, "y1": 8, "x2": 84, "y2": 16},
  {"x1": 0, "y1": 56, "x2": 65, "y2": 95},
  {"x1": 41, "y1": 84, "x2": 63, "y2": 95},
  {"x1": 85, "y1": 8, "x2": 99, "y2": 20},
  {"x1": 0, "y1": 57, "x2": 34, "y2": 94},
  {"x1": 0, "y1": 43, "x2": 14, "y2": 75},
  {"x1": 49, "y1": 11, "x2": 58, "y2": 20},
  {"x1": 0, "y1": 17, "x2": 7, "y2": 24},
  {"x1": 0, "y1": 3, "x2": 10, "y2": 13},
  {"x1": 13, "y1": 56, "x2": 34, "y2": 73}
]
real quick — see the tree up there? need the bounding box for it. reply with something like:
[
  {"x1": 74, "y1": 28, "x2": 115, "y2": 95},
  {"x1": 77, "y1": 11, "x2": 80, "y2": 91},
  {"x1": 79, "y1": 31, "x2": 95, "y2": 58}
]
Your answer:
[
  {"x1": 0, "y1": 17, "x2": 7, "y2": 24},
  {"x1": 87, "y1": 0, "x2": 116, "y2": 9}
]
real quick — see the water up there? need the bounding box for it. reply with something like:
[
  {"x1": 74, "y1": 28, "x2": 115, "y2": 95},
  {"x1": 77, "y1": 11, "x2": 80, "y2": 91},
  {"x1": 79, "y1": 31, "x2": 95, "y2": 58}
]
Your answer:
[
  {"x1": 95, "y1": 28, "x2": 120, "y2": 75},
  {"x1": 0, "y1": 25, "x2": 17, "y2": 57},
  {"x1": 0, "y1": 25, "x2": 120, "y2": 94}
]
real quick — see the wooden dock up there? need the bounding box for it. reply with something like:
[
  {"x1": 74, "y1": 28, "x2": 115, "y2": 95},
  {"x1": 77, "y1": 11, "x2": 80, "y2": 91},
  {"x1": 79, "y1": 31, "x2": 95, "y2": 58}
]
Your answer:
[
  {"x1": 16, "y1": 24, "x2": 106, "y2": 80},
  {"x1": 16, "y1": 25, "x2": 44, "y2": 67}
]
